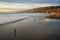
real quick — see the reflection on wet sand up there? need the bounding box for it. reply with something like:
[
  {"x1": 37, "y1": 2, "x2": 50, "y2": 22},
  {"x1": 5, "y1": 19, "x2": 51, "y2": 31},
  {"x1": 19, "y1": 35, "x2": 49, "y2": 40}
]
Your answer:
[
  {"x1": 45, "y1": 15, "x2": 60, "y2": 19},
  {"x1": 0, "y1": 13, "x2": 60, "y2": 40}
]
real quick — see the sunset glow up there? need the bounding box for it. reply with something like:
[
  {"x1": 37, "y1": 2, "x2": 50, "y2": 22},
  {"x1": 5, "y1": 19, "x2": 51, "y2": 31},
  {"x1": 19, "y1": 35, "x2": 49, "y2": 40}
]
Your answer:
[
  {"x1": 0, "y1": 9, "x2": 20, "y2": 12},
  {"x1": 0, "y1": 1, "x2": 59, "y2": 13}
]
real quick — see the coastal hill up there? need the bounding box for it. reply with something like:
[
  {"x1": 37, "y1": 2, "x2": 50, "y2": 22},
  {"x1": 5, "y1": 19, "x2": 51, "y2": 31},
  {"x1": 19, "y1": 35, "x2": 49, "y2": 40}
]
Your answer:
[
  {"x1": 19, "y1": 6, "x2": 60, "y2": 14},
  {"x1": 17, "y1": 6, "x2": 60, "y2": 17}
]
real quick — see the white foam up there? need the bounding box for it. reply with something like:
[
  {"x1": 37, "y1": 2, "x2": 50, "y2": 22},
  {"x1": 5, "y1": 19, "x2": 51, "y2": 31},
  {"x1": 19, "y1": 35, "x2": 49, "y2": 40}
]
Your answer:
[{"x1": 0, "y1": 13, "x2": 40, "y2": 24}]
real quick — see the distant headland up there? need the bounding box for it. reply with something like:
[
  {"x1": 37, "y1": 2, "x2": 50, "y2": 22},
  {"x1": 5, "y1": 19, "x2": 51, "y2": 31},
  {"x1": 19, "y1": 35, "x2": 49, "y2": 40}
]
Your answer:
[{"x1": 17, "y1": 6, "x2": 60, "y2": 17}]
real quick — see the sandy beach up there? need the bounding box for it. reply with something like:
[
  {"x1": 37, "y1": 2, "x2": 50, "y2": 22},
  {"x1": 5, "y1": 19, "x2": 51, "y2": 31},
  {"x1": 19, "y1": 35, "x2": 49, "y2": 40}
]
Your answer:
[{"x1": 0, "y1": 13, "x2": 60, "y2": 40}]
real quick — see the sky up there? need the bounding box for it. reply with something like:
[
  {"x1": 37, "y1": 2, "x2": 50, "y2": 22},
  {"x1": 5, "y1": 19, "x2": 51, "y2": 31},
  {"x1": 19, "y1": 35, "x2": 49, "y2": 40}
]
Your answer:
[{"x1": 0, "y1": 0, "x2": 60, "y2": 10}]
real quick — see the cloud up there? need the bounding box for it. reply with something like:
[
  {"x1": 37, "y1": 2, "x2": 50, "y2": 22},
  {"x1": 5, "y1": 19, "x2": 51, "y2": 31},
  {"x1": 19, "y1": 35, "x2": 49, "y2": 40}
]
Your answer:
[
  {"x1": 0, "y1": 0, "x2": 60, "y2": 4},
  {"x1": 0, "y1": 2, "x2": 59, "y2": 10}
]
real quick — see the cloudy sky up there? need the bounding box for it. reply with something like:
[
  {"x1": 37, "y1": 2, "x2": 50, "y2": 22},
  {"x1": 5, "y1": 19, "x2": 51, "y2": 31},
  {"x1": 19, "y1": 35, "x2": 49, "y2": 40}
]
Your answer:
[{"x1": 0, "y1": 0, "x2": 60, "y2": 9}]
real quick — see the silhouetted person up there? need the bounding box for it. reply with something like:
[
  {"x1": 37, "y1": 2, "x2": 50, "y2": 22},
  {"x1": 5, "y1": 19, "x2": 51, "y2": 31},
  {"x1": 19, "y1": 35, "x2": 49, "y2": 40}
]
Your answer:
[{"x1": 14, "y1": 29, "x2": 16, "y2": 37}]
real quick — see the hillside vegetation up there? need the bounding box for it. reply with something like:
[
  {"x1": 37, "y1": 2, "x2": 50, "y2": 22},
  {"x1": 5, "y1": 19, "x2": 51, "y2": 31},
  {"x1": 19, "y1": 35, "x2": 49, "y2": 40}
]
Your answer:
[{"x1": 18, "y1": 6, "x2": 60, "y2": 16}]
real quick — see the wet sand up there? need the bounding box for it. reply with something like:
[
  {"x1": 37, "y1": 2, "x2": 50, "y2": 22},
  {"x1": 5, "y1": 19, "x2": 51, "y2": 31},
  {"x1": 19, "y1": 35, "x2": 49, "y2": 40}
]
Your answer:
[
  {"x1": 45, "y1": 15, "x2": 60, "y2": 19},
  {"x1": 0, "y1": 16, "x2": 60, "y2": 40}
]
